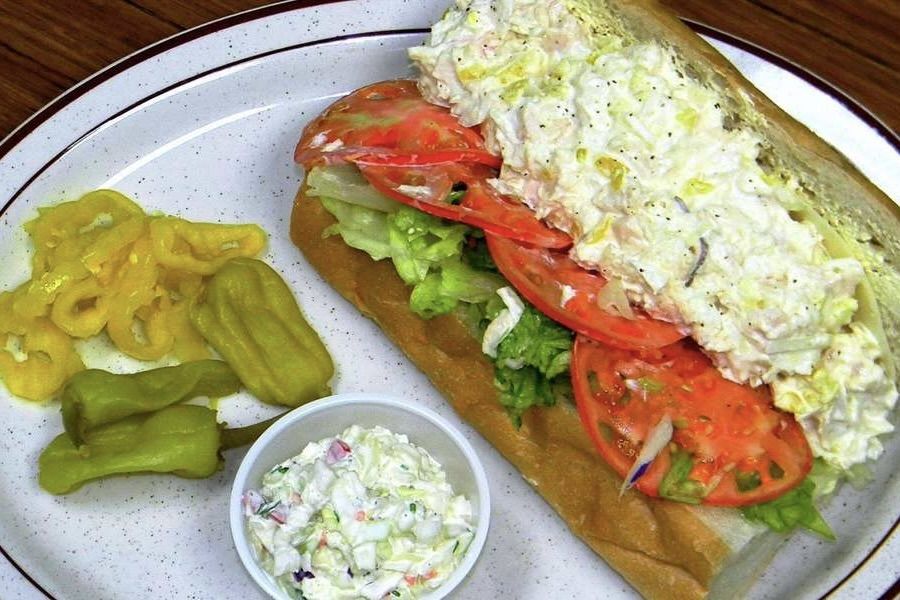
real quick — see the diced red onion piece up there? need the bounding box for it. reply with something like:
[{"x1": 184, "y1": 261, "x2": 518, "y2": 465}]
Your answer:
[
  {"x1": 242, "y1": 490, "x2": 263, "y2": 515},
  {"x1": 326, "y1": 439, "x2": 352, "y2": 465}
]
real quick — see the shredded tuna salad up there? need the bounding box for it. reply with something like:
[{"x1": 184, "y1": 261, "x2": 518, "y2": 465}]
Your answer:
[{"x1": 408, "y1": 0, "x2": 896, "y2": 470}]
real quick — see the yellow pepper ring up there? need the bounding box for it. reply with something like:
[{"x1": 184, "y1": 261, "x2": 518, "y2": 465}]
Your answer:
[
  {"x1": 106, "y1": 297, "x2": 175, "y2": 361},
  {"x1": 50, "y1": 276, "x2": 111, "y2": 338},
  {"x1": 13, "y1": 260, "x2": 91, "y2": 319},
  {"x1": 81, "y1": 217, "x2": 147, "y2": 277},
  {"x1": 149, "y1": 217, "x2": 267, "y2": 275},
  {"x1": 0, "y1": 189, "x2": 272, "y2": 401},
  {"x1": 104, "y1": 238, "x2": 173, "y2": 361},
  {"x1": 25, "y1": 190, "x2": 144, "y2": 276},
  {"x1": 0, "y1": 291, "x2": 84, "y2": 402}
]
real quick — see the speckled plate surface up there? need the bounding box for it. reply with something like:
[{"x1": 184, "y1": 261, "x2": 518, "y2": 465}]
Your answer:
[{"x1": 0, "y1": 2, "x2": 897, "y2": 599}]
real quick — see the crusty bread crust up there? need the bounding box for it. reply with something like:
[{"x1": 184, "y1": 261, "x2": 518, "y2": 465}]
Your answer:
[{"x1": 291, "y1": 189, "x2": 766, "y2": 600}]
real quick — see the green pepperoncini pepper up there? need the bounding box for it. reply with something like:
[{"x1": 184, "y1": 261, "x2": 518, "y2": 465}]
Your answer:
[
  {"x1": 189, "y1": 258, "x2": 334, "y2": 407},
  {"x1": 39, "y1": 361, "x2": 285, "y2": 495},
  {"x1": 40, "y1": 404, "x2": 223, "y2": 495},
  {"x1": 61, "y1": 359, "x2": 240, "y2": 445}
]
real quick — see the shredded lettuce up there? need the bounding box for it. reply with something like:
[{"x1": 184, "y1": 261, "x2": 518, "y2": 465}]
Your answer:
[
  {"x1": 387, "y1": 206, "x2": 469, "y2": 285},
  {"x1": 320, "y1": 196, "x2": 392, "y2": 260},
  {"x1": 490, "y1": 305, "x2": 573, "y2": 426},
  {"x1": 494, "y1": 307, "x2": 572, "y2": 380},
  {"x1": 740, "y1": 478, "x2": 835, "y2": 540},
  {"x1": 409, "y1": 261, "x2": 505, "y2": 319},
  {"x1": 494, "y1": 366, "x2": 571, "y2": 429},
  {"x1": 461, "y1": 234, "x2": 498, "y2": 272},
  {"x1": 307, "y1": 165, "x2": 399, "y2": 212},
  {"x1": 311, "y1": 167, "x2": 504, "y2": 320}
]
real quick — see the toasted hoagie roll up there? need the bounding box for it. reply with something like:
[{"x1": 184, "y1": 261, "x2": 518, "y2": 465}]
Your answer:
[{"x1": 289, "y1": 1, "x2": 898, "y2": 597}]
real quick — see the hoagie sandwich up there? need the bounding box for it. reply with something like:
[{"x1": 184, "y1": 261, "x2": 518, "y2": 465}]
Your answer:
[{"x1": 288, "y1": 1, "x2": 899, "y2": 597}]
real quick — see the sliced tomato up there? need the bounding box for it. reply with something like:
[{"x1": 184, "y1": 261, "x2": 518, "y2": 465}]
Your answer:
[
  {"x1": 351, "y1": 149, "x2": 501, "y2": 168},
  {"x1": 485, "y1": 234, "x2": 684, "y2": 349},
  {"x1": 295, "y1": 80, "x2": 494, "y2": 167},
  {"x1": 571, "y1": 335, "x2": 813, "y2": 506},
  {"x1": 357, "y1": 162, "x2": 571, "y2": 249}
]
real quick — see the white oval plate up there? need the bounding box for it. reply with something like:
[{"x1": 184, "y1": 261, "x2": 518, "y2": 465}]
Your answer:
[{"x1": 0, "y1": 2, "x2": 897, "y2": 599}]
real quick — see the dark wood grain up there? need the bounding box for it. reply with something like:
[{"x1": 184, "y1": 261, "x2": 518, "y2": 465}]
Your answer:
[
  {"x1": 659, "y1": 0, "x2": 900, "y2": 133},
  {"x1": 0, "y1": 0, "x2": 897, "y2": 140}
]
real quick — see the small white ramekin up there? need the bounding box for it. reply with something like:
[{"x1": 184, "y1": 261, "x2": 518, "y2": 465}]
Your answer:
[{"x1": 229, "y1": 392, "x2": 491, "y2": 600}]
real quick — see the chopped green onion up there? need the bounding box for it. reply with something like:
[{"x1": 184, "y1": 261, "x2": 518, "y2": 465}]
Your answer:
[{"x1": 257, "y1": 500, "x2": 281, "y2": 517}]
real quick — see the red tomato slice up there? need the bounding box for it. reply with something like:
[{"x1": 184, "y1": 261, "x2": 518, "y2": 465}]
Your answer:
[
  {"x1": 357, "y1": 162, "x2": 572, "y2": 249},
  {"x1": 351, "y1": 149, "x2": 501, "y2": 168},
  {"x1": 571, "y1": 335, "x2": 813, "y2": 506},
  {"x1": 485, "y1": 234, "x2": 685, "y2": 350},
  {"x1": 295, "y1": 80, "x2": 492, "y2": 167}
]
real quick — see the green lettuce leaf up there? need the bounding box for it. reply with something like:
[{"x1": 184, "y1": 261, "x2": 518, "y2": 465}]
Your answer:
[
  {"x1": 740, "y1": 478, "x2": 835, "y2": 540},
  {"x1": 461, "y1": 234, "x2": 498, "y2": 272},
  {"x1": 319, "y1": 196, "x2": 392, "y2": 260},
  {"x1": 489, "y1": 305, "x2": 573, "y2": 426},
  {"x1": 312, "y1": 165, "x2": 573, "y2": 427},
  {"x1": 387, "y1": 206, "x2": 468, "y2": 285},
  {"x1": 314, "y1": 167, "x2": 503, "y2": 319},
  {"x1": 495, "y1": 307, "x2": 573, "y2": 379},
  {"x1": 307, "y1": 165, "x2": 399, "y2": 212},
  {"x1": 409, "y1": 260, "x2": 506, "y2": 319},
  {"x1": 494, "y1": 366, "x2": 571, "y2": 428}
]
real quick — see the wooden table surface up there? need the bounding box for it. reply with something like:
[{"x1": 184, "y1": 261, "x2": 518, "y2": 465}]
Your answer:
[{"x1": 0, "y1": 0, "x2": 898, "y2": 140}]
